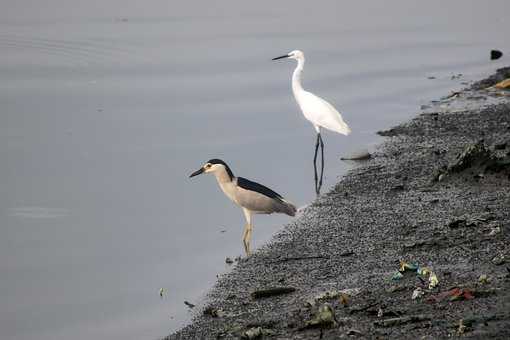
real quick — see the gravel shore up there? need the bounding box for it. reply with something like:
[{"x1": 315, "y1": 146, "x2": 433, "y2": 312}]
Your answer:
[{"x1": 168, "y1": 68, "x2": 510, "y2": 340}]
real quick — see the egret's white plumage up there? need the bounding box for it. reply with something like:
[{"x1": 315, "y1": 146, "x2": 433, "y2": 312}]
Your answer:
[
  {"x1": 273, "y1": 50, "x2": 351, "y2": 194},
  {"x1": 297, "y1": 90, "x2": 351, "y2": 134},
  {"x1": 282, "y1": 50, "x2": 351, "y2": 135}
]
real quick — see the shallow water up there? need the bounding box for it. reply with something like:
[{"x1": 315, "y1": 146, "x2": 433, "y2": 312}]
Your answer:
[{"x1": 1, "y1": 1, "x2": 508, "y2": 339}]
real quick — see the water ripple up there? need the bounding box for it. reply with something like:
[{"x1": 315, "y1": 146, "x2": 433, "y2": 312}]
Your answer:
[{"x1": 8, "y1": 207, "x2": 69, "y2": 219}]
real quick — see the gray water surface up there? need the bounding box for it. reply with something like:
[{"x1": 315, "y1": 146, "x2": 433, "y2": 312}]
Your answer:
[{"x1": 1, "y1": 1, "x2": 508, "y2": 339}]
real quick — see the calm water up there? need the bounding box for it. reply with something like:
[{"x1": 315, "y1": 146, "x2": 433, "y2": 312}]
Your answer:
[{"x1": 1, "y1": 1, "x2": 508, "y2": 339}]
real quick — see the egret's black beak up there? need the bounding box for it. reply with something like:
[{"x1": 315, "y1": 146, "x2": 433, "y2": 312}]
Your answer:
[
  {"x1": 272, "y1": 54, "x2": 289, "y2": 61},
  {"x1": 189, "y1": 167, "x2": 205, "y2": 178}
]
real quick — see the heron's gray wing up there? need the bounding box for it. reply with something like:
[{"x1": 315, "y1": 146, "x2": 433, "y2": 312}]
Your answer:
[
  {"x1": 236, "y1": 177, "x2": 296, "y2": 216},
  {"x1": 237, "y1": 177, "x2": 283, "y2": 200}
]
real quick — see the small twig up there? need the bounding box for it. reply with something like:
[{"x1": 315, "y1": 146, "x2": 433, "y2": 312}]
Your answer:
[
  {"x1": 269, "y1": 255, "x2": 328, "y2": 264},
  {"x1": 373, "y1": 314, "x2": 431, "y2": 327},
  {"x1": 251, "y1": 287, "x2": 296, "y2": 299},
  {"x1": 348, "y1": 301, "x2": 379, "y2": 314}
]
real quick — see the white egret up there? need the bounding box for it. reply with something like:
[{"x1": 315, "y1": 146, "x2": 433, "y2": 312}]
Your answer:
[{"x1": 272, "y1": 50, "x2": 351, "y2": 194}]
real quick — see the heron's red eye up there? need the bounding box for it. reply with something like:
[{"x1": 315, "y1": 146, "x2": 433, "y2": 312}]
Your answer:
[{"x1": 205, "y1": 164, "x2": 211, "y2": 168}]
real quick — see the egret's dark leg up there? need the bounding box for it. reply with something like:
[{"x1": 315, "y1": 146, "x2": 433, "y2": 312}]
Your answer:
[
  {"x1": 318, "y1": 133, "x2": 325, "y2": 194},
  {"x1": 313, "y1": 133, "x2": 320, "y2": 195}
]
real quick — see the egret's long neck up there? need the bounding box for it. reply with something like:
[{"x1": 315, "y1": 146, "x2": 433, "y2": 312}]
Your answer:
[{"x1": 292, "y1": 57, "x2": 305, "y2": 95}]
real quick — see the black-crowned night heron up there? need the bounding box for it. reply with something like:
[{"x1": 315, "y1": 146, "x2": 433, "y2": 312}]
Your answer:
[{"x1": 189, "y1": 159, "x2": 297, "y2": 255}]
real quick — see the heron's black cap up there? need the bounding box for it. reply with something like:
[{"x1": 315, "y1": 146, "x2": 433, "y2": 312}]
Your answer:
[
  {"x1": 207, "y1": 159, "x2": 234, "y2": 179},
  {"x1": 189, "y1": 158, "x2": 234, "y2": 180}
]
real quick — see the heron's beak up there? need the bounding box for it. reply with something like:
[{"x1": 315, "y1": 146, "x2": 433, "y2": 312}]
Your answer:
[
  {"x1": 189, "y1": 167, "x2": 205, "y2": 178},
  {"x1": 272, "y1": 54, "x2": 289, "y2": 61}
]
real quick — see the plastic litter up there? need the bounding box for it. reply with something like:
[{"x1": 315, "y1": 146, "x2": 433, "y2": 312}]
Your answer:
[
  {"x1": 391, "y1": 261, "x2": 439, "y2": 290},
  {"x1": 478, "y1": 274, "x2": 489, "y2": 284},
  {"x1": 427, "y1": 288, "x2": 474, "y2": 303},
  {"x1": 339, "y1": 293, "x2": 349, "y2": 306},
  {"x1": 391, "y1": 271, "x2": 404, "y2": 281},
  {"x1": 428, "y1": 272, "x2": 439, "y2": 289},
  {"x1": 399, "y1": 261, "x2": 419, "y2": 272},
  {"x1": 495, "y1": 79, "x2": 510, "y2": 89}
]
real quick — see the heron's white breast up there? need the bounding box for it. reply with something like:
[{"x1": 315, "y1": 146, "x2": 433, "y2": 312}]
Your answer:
[{"x1": 217, "y1": 180, "x2": 240, "y2": 205}]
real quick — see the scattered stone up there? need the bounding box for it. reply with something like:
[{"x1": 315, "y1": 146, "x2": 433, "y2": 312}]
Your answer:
[
  {"x1": 306, "y1": 288, "x2": 361, "y2": 307},
  {"x1": 474, "y1": 173, "x2": 484, "y2": 180},
  {"x1": 386, "y1": 285, "x2": 409, "y2": 293},
  {"x1": 491, "y1": 49, "x2": 503, "y2": 60},
  {"x1": 184, "y1": 301, "x2": 195, "y2": 308},
  {"x1": 402, "y1": 240, "x2": 425, "y2": 248},
  {"x1": 348, "y1": 301, "x2": 379, "y2": 315},
  {"x1": 203, "y1": 306, "x2": 224, "y2": 318},
  {"x1": 241, "y1": 326, "x2": 275, "y2": 339},
  {"x1": 251, "y1": 287, "x2": 296, "y2": 299},
  {"x1": 302, "y1": 303, "x2": 338, "y2": 329},
  {"x1": 373, "y1": 314, "x2": 430, "y2": 327},
  {"x1": 346, "y1": 328, "x2": 363, "y2": 336},
  {"x1": 428, "y1": 76, "x2": 436, "y2": 79},
  {"x1": 159, "y1": 288, "x2": 166, "y2": 298},
  {"x1": 225, "y1": 257, "x2": 234, "y2": 264},
  {"x1": 434, "y1": 140, "x2": 510, "y2": 182},
  {"x1": 494, "y1": 142, "x2": 507, "y2": 150},
  {"x1": 447, "y1": 217, "x2": 480, "y2": 229},
  {"x1": 391, "y1": 184, "x2": 405, "y2": 191},
  {"x1": 444, "y1": 91, "x2": 461, "y2": 99},
  {"x1": 491, "y1": 254, "x2": 506, "y2": 266},
  {"x1": 341, "y1": 150, "x2": 372, "y2": 161},
  {"x1": 472, "y1": 288, "x2": 499, "y2": 298},
  {"x1": 447, "y1": 140, "x2": 491, "y2": 173}
]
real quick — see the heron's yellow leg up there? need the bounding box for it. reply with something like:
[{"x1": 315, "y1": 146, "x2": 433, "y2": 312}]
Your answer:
[{"x1": 242, "y1": 209, "x2": 253, "y2": 256}]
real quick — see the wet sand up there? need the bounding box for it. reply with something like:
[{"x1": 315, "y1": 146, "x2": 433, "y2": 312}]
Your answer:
[{"x1": 168, "y1": 68, "x2": 510, "y2": 339}]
